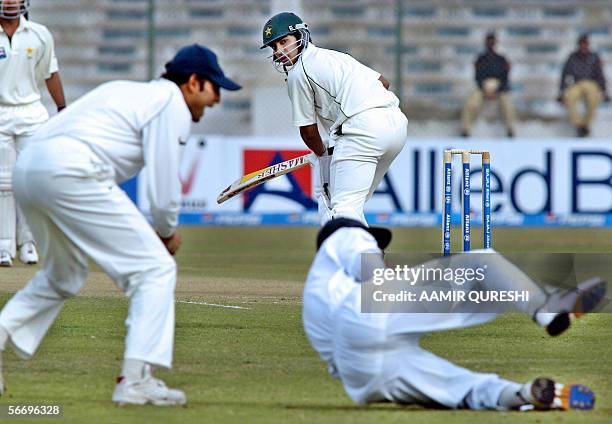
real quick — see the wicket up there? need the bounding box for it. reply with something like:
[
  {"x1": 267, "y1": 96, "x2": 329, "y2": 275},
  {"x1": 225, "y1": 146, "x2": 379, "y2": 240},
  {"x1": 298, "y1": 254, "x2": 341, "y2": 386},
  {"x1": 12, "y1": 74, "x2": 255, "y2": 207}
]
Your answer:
[{"x1": 442, "y1": 149, "x2": 491, "y2": 255}]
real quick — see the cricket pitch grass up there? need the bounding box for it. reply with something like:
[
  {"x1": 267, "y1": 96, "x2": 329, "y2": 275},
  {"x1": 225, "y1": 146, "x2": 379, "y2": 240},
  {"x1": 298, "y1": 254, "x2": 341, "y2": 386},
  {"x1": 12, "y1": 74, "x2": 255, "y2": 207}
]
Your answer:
[{"x1": 0, "y1": 227, "x2": 611, "y2": 423}]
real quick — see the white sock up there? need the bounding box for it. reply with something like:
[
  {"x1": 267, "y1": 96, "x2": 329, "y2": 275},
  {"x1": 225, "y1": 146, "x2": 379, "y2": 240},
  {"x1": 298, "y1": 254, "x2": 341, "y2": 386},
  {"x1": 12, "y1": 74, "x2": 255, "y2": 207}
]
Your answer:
[
  {"x1": 497, "y1": 382, "x2": 529, "y2": 408},
  {"x1": 0, "y1": 325, "x2": 8, "y2": 351},
  {"x1": 534, "y1": 311, "x2": 558, "y2": 328},
  {"x1": 120, "y1": 359, "x2": 147, "y2": 381}
]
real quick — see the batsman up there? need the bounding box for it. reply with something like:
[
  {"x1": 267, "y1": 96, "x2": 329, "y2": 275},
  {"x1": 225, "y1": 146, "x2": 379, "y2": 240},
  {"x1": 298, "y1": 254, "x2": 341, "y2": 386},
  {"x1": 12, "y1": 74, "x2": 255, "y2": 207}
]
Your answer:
[{"x1": 261, "y1": 12, "x2": 408, "y2": 225}]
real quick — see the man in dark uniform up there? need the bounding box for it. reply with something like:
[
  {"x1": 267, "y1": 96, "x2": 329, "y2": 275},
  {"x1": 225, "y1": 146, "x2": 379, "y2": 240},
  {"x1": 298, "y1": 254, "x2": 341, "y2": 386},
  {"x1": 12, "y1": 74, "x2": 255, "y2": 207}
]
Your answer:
[
  {"x1": 558, "y1": 34, "x2": 609, "y2": 137},
  {"x1": 461, "y1": 32, "x2": 516, "y2": 138}
]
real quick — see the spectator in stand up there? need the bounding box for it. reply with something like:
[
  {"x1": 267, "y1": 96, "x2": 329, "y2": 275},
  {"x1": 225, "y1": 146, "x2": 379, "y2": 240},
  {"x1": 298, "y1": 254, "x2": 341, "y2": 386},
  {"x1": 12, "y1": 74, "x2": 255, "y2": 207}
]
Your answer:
[
  {"x1": 558, "y1": 33, "x2": 609, "y2": 137},
  {"x1": 461, "y1": 32, "x2": 516, "y2": 138}
]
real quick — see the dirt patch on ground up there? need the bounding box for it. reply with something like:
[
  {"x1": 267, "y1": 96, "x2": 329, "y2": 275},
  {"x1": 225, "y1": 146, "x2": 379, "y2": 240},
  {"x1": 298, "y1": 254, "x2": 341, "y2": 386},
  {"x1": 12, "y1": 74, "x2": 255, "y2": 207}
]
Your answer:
[{"x1": 0, "y1": 265, "x2": 303, "y2": 299}]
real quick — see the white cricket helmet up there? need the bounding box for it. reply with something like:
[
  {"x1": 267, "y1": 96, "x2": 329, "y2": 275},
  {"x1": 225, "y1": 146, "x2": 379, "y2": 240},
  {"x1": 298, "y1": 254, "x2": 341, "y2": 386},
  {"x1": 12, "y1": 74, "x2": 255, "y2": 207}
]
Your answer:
[{"x1": 0, "y1": 0, "x2": 30, "y2": 20}]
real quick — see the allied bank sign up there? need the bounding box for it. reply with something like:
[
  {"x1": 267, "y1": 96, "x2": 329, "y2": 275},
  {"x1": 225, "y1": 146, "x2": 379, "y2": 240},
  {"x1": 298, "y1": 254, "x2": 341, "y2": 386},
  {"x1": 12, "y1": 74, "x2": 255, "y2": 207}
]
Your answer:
[{"x1": 135, "y1": 138, "x2": 611, "y2": 227}]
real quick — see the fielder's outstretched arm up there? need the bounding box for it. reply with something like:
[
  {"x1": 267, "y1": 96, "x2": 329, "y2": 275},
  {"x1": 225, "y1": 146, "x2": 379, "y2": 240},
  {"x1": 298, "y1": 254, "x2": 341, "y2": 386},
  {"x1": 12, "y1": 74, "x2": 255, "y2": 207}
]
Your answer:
[{"x1": 299, "y1": 123, "x2": 326, "y2": 156}]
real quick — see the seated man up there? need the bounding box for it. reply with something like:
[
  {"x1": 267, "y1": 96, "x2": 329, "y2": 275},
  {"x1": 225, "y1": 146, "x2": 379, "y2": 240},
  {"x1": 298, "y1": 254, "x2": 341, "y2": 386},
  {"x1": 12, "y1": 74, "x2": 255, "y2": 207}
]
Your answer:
[
  {"x1": 303, "y1": 218, "x2": 606, "y2": 411},
  {"x1": 558, "y1": 33, "x2": 609, "y2": 137},
  {"x1": 461, "y1": 32, "x2": 516, "y2": 138}
]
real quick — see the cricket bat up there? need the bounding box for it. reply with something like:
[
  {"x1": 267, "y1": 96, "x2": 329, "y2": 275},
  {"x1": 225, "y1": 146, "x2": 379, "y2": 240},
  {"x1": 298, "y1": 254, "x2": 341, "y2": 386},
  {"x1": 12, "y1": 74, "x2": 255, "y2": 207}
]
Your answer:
[{"x1": 217, "y1": 153, "x2": 315, "y2": 204}]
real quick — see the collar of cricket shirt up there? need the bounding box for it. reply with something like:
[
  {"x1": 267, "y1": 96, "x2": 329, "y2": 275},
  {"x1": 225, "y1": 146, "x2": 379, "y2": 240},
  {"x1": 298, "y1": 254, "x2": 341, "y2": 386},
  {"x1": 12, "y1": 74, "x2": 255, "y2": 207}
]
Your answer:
[
  {"x1": 16, "y1": 15, "x2": 30, "y2": 32},
  {"x1": 292, "y1": 42, "x2": 314, "y2": 69}
]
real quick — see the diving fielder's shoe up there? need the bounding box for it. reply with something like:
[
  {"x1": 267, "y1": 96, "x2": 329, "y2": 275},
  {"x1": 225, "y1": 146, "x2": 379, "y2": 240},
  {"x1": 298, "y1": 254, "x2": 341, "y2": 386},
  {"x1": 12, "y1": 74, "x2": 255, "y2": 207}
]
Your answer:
[
  {"x1": 524, "y1": 378, "x2": 595, "y2": 410},
  {"x1": 112, "y1": 375, "x2": 187, "y2": 406},
  {"x1": 18, "y1": 242, "x2": 38, "y2": 265},
  {"x1": 0, "y1": 251, "x2": 12, "y2": 267},
  {"x1": 534, "y1": 277, "x2": 607, "y2": 336}
]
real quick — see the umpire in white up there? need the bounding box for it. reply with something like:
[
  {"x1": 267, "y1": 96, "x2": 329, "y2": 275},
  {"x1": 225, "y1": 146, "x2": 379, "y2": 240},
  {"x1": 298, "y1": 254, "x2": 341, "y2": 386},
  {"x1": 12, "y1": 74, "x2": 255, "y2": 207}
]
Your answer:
[
  {"x1": 0, "y1": 0, "x2": 66, "y2": 266},
  {"x1": 0, "y1": 44, "x2": 240, "y2": 405}
]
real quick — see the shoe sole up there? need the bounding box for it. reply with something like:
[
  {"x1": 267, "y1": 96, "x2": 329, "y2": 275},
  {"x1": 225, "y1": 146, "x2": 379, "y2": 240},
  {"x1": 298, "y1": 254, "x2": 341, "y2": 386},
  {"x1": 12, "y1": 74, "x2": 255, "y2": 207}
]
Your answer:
[
  {"x1": 546, "y1": 277, "x2": 607, "y2": 336},
  {"x1": 113, "y1": 398, "x2": 186, "y2": 406},
  {"x1": 531, "y1": 378, "x2": 595, "y2": 410},
  {"x1": 113, "y1": 393, "x2": 186, "y2": 407},
  {"x1": 572, "y1": 278, "x2": 607, "y2": 315},
  {"x1": 558, "y1": 383, "x2": 595, "y2": 410}
]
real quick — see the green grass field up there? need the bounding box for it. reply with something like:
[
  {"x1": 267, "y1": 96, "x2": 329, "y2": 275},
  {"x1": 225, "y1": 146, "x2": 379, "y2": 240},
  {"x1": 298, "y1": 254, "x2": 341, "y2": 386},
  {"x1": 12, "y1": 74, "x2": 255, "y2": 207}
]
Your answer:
[{"x1": 1, "y1": 227, "x2": 611, "y2": 423}]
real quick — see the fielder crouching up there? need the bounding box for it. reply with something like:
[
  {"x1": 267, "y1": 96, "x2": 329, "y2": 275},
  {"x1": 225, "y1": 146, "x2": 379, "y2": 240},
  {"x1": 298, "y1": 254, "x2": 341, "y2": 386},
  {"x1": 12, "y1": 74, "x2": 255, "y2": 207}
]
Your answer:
[
  {"x1": 303, "y1": 218, "x2": 606, "y2": 411},
  {"x1": 0, "y1": 44, "x2": 241, "y2": 405}
]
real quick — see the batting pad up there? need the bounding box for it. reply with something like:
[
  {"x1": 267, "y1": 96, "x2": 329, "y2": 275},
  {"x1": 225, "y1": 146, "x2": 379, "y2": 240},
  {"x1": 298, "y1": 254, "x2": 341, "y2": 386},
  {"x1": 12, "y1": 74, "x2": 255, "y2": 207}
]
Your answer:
[{"x1": 0, "y1": 140, "x2": 17, "y2": 256}]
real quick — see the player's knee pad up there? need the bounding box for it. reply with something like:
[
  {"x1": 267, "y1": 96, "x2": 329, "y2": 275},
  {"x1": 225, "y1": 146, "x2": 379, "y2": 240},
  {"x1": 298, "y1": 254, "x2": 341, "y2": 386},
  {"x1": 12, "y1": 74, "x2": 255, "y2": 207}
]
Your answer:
[
  {"x1": 0, "y1": 173, "x2": 11, "y2": 191},
  {"x1": 0, "y1": 169, "x2": 17, "y2": 255},
  {"x1": 0, "y1": 140, "x2": 16, "y2": 191}
]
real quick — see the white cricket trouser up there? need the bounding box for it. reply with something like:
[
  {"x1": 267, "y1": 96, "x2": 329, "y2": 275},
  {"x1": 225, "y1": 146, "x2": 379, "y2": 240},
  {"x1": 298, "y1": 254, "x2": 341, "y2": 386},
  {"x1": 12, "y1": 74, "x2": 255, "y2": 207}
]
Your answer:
[
  {"x1": 326, "y1": 106, "x2": 408, "y2": 224},
  {"x1": 0, "y1": 138, "x2": 176, "y2": 368},
  {"x1": 0, "y1": 102, "x2": 48, "y2": 256},
  {"x1": 326, "y1": 252, "x2": 549, "y2": 409}
]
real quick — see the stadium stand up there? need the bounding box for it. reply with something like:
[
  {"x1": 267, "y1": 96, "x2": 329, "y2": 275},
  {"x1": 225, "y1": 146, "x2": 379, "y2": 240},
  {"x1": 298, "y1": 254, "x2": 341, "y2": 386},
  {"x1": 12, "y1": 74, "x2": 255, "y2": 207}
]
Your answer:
[{"x1": 31, "y1": 0, "x2": 612, "y2": 136}]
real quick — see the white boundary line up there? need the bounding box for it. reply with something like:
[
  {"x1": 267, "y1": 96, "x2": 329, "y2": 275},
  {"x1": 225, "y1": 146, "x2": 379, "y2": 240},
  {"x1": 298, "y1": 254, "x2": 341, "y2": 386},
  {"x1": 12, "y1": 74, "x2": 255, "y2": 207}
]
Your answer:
[{"x1": 177, "y1": 300, "x2": 251, "y2": 310}]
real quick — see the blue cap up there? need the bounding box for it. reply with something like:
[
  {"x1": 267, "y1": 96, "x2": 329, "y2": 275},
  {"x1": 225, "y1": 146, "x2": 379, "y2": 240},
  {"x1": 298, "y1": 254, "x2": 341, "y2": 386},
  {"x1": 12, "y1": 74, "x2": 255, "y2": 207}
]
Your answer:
[{"x1": 165, "y1": 44, "x2": 241, "y2": 91}]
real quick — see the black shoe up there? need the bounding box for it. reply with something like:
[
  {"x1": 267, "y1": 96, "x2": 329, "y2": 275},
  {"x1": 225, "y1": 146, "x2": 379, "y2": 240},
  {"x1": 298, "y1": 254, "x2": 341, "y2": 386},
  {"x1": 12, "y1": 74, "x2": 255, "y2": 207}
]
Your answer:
[
  {"x1": 546, "y1": 313, "x2": 570, "y2": 336},
  {"x1": 507, "y1": 129, "x2": 515, "y2": 138},
  {"x1": 460, "y1": 131, "x2": 469, "y2": 138}
]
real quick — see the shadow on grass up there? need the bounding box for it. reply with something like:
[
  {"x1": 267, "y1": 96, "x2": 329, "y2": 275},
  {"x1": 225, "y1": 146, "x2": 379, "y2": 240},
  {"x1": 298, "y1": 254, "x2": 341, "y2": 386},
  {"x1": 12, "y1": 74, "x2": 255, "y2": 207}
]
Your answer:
[
  {"x1": 282, "y1": 403, "x2": 424, "y2": 412},
  {"x1": 193, "y1": 400, "x2": 431, "y2": 412},
  {"x1": 193, "y1": 400, "x2": 577, "y2": 416}
]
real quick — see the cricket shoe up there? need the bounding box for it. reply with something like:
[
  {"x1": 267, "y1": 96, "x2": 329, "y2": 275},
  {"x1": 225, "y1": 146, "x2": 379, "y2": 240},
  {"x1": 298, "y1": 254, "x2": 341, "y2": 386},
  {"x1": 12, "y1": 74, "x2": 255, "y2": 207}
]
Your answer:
[
  {"x1": 112, "y1": 375, "x2": 187, "y2": 406},
  {"x1": 0, "y1": 251, "x2": 12, "y2": 267},
  {"x1": 524, "y1": 378, "x2": 595, "y2": 410},
  {"x1": 18, "y1": 242, "x2": 38, "y2": 265},
  {"x1": 534, "y1": 277, "x2": 608, "y2": 336}
]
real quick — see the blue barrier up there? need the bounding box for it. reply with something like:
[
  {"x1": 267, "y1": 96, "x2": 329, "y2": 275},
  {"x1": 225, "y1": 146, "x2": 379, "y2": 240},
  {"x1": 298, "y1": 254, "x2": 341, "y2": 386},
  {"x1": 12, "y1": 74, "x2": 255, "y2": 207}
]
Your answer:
[{"x1": 177, "y1": 212, "x2": 612, "y2": 227}]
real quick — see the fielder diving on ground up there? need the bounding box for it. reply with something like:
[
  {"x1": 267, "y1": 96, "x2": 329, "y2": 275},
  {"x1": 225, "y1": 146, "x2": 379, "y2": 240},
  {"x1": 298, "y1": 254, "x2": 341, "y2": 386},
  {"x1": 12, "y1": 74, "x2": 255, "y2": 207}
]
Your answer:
[{"x1": 303, "y1": 218, "x2": 607, "y2": 411}]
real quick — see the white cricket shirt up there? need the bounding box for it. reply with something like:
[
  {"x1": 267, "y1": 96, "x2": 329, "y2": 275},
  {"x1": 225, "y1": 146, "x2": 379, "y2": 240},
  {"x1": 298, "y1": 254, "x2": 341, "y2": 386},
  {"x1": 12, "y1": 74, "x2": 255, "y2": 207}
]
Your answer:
[
  {"x1": 286, "y1": 44, "x2": 399, "y2": 134},
  {"x1": 32, "y1": 78, "x2": 192, "y2": 237},
  {"x1": 303, "y1": 228, "x2": 381, "y2": 376},
  {"x1": 0, "y1": 17, "x2": 58, "y2": 105}
]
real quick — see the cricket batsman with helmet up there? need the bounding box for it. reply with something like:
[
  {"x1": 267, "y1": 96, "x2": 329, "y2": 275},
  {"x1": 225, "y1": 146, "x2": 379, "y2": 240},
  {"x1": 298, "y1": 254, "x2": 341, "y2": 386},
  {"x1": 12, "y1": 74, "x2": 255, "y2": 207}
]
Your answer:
[{"x1": 260, "y1": 12, "x2": 408, "y2": 225}]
